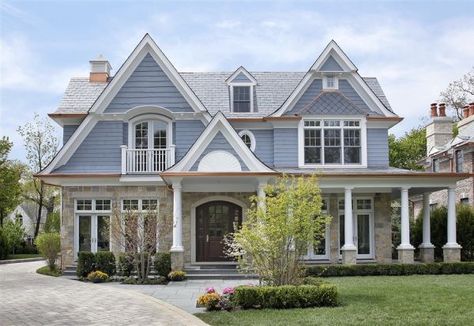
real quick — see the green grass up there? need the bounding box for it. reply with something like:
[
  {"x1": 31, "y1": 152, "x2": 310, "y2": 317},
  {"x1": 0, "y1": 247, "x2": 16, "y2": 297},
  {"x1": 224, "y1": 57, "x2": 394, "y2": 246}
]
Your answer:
[
  {"x1": 6, "y1": 253, "x2": 41, "y2": 260},
  {"x1": 36, "y1": 265, "x2": 62, "y2": 277},
  {"x1": 196, "y1": 275, "x2": 474, "y2": 326}
]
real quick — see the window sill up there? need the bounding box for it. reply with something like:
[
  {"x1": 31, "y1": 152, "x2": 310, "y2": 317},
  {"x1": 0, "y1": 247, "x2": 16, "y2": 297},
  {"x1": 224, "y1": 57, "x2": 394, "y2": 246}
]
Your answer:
[{"x1": 298, "y1": 164, "x2": 367, "y2": 169}]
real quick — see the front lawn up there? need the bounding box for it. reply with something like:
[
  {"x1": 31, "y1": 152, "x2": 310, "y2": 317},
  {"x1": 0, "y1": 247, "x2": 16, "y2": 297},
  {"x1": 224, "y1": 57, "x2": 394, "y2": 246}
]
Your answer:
[
  {"x1": 5, "y1": 254, "x2": 41, "y2": 260},
  {"x1": 196, "y1": 274, "x2": 474, "y2": 326}
]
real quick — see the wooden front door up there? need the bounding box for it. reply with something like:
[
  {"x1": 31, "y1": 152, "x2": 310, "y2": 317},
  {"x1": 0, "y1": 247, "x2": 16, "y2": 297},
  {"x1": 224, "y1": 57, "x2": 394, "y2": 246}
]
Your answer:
[{"x1": 196, "y1": 201, "x2": 242, "y2": 262}]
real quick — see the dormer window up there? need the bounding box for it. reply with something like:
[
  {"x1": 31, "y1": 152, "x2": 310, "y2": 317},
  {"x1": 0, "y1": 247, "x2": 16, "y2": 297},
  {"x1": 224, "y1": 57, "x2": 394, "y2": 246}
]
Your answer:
[
  {"x1": 323, "y1": 75, "x2": 338, "y2": 90},
  {"x1": 233, "y1": 86, "x2": 251, "y2": 112}
]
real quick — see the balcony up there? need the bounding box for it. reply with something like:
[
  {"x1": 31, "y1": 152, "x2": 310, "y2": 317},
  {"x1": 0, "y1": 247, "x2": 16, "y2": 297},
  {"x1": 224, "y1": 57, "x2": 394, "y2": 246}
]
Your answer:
[{"x1": 121, "y1": 145, "x2": 175, "y2": 174}]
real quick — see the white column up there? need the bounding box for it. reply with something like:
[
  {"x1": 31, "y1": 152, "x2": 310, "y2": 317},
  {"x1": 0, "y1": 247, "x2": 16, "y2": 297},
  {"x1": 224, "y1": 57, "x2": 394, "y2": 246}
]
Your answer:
[
  {"x1": 257, "y1": 180, "x2": 267, "y2": 209},
  {"x1": 445, "y1": 187, "x2": 460, "y2": 247},
  {"x1": 170, "y1": 180, "x2": 183, "y2": 252},
  {"x1": 120, "y1": 145, "x2": 127, "y2": 174},
  {"x1": 398, "y1": 187, "x2": 414, "y2": 249},
  {"x1": 420, "y1": 193, "x2": 434, "y2": 247},
  {"x1": 342, "y1": 187, "x2": 356, "y2": 250}
]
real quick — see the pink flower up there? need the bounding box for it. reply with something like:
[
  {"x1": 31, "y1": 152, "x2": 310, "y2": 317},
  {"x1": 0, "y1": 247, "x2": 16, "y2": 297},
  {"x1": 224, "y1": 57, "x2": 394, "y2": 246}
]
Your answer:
[
  {"x1": 222, "y1": 287, "x2": 235, "y2": 295},
  {"x1": 206, "y1": 287, "x2": 215, "y2": 294}
]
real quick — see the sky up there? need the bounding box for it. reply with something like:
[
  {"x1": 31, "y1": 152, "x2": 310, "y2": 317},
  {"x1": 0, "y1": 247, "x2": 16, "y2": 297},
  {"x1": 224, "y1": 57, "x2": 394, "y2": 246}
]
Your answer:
[{"x1": 1, "y1": 0, "x2": 473, "y2": 162}]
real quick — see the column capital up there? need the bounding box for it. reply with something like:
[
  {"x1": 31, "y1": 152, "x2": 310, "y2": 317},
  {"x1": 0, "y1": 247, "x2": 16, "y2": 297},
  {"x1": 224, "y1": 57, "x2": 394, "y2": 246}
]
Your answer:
[
  {"x1": 172, "y1": 180, "x2": 182, "y2": 190},
  {"x1": 447, "y1": 185, "x2": 457, "y2": 191},
  {"x1": 401, "y1": 186, "x2": 411, "y2": 191},
  {"x1": 344, "y1": 186, "x2": 354, "y2": 191}
]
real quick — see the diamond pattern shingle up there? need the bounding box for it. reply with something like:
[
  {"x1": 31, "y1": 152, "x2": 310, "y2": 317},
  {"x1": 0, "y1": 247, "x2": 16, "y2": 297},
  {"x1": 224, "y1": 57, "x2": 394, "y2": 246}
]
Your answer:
[{"x1": 297, "y1": 91, "x2": 367, "y2": 115}]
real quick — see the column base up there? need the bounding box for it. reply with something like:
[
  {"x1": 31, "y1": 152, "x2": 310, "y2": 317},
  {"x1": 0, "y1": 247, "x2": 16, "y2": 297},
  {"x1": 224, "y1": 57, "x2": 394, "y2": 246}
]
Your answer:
[
  {"x1": 170, "y1": 248, "x2": 184, "y2": 271},
  {"x1": 397, "y1": 247, "x2": 415, "y2": 264},
  {"x1": 341, "y1": 246, "x2": 357, "y2": 265},
  {"x1": 418, "y1": 243, "x2": 435, "y2": 263},
  {"x1": 442, "y1": 244, "x2": 461, "y2": 262}
]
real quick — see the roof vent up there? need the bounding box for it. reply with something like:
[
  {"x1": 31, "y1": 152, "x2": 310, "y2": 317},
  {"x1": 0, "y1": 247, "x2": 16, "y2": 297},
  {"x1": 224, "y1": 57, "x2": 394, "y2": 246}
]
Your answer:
[{"x1": 89, "y1": 54, "x2": 112, "y2": 83}]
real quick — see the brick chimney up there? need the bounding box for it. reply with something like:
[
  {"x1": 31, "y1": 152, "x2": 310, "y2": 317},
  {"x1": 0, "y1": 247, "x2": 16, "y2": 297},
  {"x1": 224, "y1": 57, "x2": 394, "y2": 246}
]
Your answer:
[
  {"x1": 457, "y1": 102, "x2": 474, "y2": 138},
  {"x1": 426, "y1": 103, "x2": 453, "y2": 154},
  {"x1": 89, "y1": 55, "x2": 111, "y2": 83}
]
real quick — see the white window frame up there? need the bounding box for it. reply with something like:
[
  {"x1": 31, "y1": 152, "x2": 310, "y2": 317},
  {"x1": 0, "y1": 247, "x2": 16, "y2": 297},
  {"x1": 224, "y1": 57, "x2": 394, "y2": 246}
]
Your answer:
[
  {"x1": 337, "y1": 196, "x2": 375, "y2": 260},
  {"x1": 127, "y1": 114, "x2": 173, "y2": 149},
  {"x1": 120, "y1": 198, "x2": 159, "y2": 212},
  {"x1": 298, "y1": 117, "x2": 367, "y2": 168},
  {"x1": 323, "y1": 75, "x2": 339, "y2": 90},
  {"x1": 238, "y1": 130, "x2": 256, "y2": 151},
  {"x1": 305, "y1": 197, "x2": 330, "y2": 260},
  {"x1": 230, "y1": 84, "x2": 255, "y2": 113}
]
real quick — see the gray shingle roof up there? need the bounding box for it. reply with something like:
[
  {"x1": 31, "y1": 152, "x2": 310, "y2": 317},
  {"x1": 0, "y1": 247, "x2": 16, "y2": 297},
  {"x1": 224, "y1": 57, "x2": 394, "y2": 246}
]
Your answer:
[{"x1": 53, "y1": 73, "x2": 393, "y2": 117}]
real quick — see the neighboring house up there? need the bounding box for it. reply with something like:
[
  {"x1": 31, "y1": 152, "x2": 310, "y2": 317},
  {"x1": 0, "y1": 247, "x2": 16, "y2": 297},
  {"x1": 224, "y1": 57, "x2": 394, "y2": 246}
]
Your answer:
[
  {"x1": 6, "y1": 202, "x2": 47, "y2": 241},
  {"x1": 413, "y1": 103, "x2": 474, "y2": 218},
  {"x1": 37, "y1": 34, "x2": 468, "y2": 270}
]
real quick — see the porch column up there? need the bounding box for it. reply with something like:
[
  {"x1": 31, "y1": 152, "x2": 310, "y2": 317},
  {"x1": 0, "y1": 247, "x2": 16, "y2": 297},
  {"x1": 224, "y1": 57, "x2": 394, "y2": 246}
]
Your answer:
[
  {"x1": 443, "y1": 187, "x2": 462, "y2": 262},
  {"x1": 341, "y1": 187, "x2": 357, "y2": 264},
  {"x1": 257, "y1": 179, "x2": 267, "y2": 209},
  {"x1": 397, "y1": 187, "x2": 414, "y2": 264},
  {"x1": 170, "y1": 179, "x2": 184, "y2": 270},
  {"x1": 419, "y1": 193, "x2": 434, "y2": 262}
]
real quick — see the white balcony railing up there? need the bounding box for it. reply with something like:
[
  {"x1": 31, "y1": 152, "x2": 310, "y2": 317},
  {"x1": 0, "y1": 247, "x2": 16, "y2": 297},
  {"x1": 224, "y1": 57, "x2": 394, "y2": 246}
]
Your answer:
[{"x1": 121, "y1": 145, "x2": 175, "y2": 174}]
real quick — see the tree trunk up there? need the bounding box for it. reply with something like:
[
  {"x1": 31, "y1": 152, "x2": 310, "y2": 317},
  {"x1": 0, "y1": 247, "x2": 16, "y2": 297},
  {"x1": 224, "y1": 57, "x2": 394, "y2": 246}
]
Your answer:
[{"x1": 34, "y1": 181, "x2": 44, "y2": 239}]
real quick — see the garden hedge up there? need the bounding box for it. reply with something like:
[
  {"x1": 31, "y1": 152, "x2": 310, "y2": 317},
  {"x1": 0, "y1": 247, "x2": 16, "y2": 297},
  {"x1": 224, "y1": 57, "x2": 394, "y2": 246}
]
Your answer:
[
  {"x1": 94, "y1": 251, "x2": 116, "y2": 276},
  {"x1": 154, "y1": 252, "x2": 171, "y2": 278},
  {"x1": 234, "y1": 284, "x2": 338, "y2": 309},
  {"x1": 77, "y1": 251, "x2": 116, "y2": 277},
  {"x1": 307, "y1": 262, "x2": 474, "y2": 277}
]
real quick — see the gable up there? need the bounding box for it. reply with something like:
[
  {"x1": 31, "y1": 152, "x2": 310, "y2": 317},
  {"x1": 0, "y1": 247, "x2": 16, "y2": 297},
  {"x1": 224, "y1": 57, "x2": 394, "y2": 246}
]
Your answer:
[
  {"x1": 190, "y1": 131, "x2": 249, "y2": 171},
  {"x1": 320, "y1": 56, "x2": 343, "y2": 72},
  {"x1": 232, "y1": 72, "x2": 253, "y2": 83},
  {"x1": 105, "y1": 54, "x2": 194, "y2": 113},
  {"x1": 294, "y1": 92, "x2": 367, "y2": 115}
]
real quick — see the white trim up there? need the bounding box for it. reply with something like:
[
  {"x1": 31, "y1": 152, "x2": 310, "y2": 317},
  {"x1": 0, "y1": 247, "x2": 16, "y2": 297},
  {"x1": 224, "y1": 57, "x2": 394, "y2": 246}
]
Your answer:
[
  {"x1": 127, "y1": 114, "x2": 173, "y2": 149},
  {"x1": 298, "y1": 117, "x2": 367, "y2": 168},
  {"x1": 190, "y1": 196, "x2": 247, "y2": 264},
  {"x1": 230, "y1": 84, "x2": 255, "y2": 113},
  {"x1": 197, "y1": 150, "x2": 242, "y2": 172},
  {"x1": 323, "y1": 75, "x2": 339, "y2": 90},
  {"x1": 165, "y1": 112, "x2": 274, "y2": 173},
  {"x1": 311, "y1": 40, "x2": 357, "y2": 72},
  {"x1": 225, "y1": 66, "x2": 257, "y2": 85},
  {"x1": 238, "y1": 130, "x2": 256, "y2": 151}
]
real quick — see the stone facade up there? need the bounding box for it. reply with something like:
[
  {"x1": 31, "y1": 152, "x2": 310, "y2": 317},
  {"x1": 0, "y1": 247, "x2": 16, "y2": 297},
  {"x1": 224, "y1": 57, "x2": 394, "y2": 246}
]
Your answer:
[{"x1": 61, "y1": 187, "x2": 394, "y2": 268}]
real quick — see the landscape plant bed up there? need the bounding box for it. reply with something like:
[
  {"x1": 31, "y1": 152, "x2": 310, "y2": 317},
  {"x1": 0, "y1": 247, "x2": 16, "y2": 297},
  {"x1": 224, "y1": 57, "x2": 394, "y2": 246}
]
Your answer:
[
  {"x1": 36, "y1": 265, "x2": 62, "y2": 277},
  {"x1": 307, "y1": 262, "x2": 474, "y2": 277}
]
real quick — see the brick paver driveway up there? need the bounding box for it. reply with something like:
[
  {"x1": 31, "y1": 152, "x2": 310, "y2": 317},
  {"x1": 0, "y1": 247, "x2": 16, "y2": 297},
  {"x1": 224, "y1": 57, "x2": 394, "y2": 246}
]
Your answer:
[{"x1": 0, "y1": 261, "x2": 207, "y2": 326}]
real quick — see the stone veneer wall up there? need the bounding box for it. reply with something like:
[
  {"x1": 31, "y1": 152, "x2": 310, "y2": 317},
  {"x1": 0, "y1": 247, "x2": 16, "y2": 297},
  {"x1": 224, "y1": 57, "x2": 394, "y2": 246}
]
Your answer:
[{"x1": 60, "y1": 185, "x2": 173, "y2": 268}]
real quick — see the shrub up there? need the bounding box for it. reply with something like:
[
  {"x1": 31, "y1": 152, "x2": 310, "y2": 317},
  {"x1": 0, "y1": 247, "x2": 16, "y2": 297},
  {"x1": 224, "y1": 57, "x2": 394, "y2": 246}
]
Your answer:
[
  {"x1": 87, "y1": 270, "x2": 109, "y2": 283},
  {"x1": 117, "y1": 253, "x2": 135, "y2": 277},
  {"x1": 306, "y1": 262, "x2": 474, "y2": 277},
  {"x1": 168, "y1": 270, "x2": 186, "y2": 281},
  {"x1": 303, "y1": 276, "x2": 328, "y2": 286},
  {"x1": 35, "y1": 232, "x2": 60, "y2": 270},
  {"x1": 0, "y1": 228, "x2": 9, "y2": 260},
  {"x1": 154, "y1": 252, "x2": 171, "y2": 277},
  {"x1": 3, "y1": 220, "x2": 25, "y2": 255},
  {"x1": 197, "y1": 293, "x2": 221, "y2": 311},
  {"x1": 121, "y1": 276, "x2": 167, "y2": 285},
  {"x1": 234, "y1": 284, "x2": 338, "y2": 309},
  {"x1": 95, "y1": 251, "x2": 116, "y2": 276},
  {"x1": 77, "y1": 252, "x2": 95, "y2": 278}
]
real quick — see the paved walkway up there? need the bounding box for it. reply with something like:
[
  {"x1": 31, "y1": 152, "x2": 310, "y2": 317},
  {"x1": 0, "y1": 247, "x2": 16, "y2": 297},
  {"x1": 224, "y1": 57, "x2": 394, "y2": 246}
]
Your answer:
[
  {"x1": 101, "y1": 278, "x2": 259, "y2": 313},
  {"x1": 0, "y1": 261, "x2": 207, "y2": 326}
]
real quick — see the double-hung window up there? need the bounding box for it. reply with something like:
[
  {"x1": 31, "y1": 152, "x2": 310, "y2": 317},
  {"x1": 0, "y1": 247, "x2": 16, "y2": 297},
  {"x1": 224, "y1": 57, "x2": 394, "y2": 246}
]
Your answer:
[
  {"x1": 233, "y1": 86, "x2": 251, "y2": 112},
  {"x1": 303, "y1": 119, "x2": 362, "y2": 165}
]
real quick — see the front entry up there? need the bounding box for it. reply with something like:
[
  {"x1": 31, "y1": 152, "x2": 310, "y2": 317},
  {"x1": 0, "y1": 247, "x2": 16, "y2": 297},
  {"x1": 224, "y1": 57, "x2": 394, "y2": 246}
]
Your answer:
[
  {"x1": 196, "y1": 201, "x2": 242, "y2": 262},
  {"x1": 75, "y1": 215, "x2": 110, "y2": 259}
]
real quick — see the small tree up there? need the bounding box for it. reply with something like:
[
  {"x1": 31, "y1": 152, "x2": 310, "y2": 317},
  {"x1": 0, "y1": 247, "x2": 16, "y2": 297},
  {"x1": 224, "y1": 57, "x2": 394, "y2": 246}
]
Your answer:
[
  {"x1": 3, "y1": 220, "x2": 25, "y2": 255},
  {"x1": 17, "y1": 113, "x2": 59, "y2": 239},
  {"x1": 389, "y1": 127, "x2": 426, "y2": 171},
  {"x1": 35, "y1": 232, "x2": 61, "y2": 270},
  {"x1": 0, "y1": 137, "x2": 23, "y2": 226},
  {"x1": 226, "y1": 175, "x2": 331, "y2": 286},
  {"x1": 110, "y1": 206, "x2": 171, "y2": 283},
  {"x1": 43, "y1": 211, "x2": 60, "y2": 233}
]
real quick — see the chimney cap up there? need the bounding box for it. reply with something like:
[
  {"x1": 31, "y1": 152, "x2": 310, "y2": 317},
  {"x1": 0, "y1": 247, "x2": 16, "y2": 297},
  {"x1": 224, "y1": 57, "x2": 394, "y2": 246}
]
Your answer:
[{"x1": 90, "y1": 54, "x2": 109, "y2": 63}]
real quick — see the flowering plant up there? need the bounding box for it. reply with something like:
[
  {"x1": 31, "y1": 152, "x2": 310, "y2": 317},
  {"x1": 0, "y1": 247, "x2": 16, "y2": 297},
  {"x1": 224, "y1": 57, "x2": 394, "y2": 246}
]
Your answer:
[
  {"x1": 196, "y1": 292, "x2": 221, "y2": 311},
  {"x1": 206, "y1": 287, "x2": 216, "y2": 294},
  {"x1": 222, "y1": 287, "x2": 235, "y2": 295}
]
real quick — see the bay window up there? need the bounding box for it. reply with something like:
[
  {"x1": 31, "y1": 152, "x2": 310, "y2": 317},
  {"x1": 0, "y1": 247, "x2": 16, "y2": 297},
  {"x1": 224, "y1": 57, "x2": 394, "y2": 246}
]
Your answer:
[{"x1": 302, "y1": 119, "x2": 363, "y2": 165}]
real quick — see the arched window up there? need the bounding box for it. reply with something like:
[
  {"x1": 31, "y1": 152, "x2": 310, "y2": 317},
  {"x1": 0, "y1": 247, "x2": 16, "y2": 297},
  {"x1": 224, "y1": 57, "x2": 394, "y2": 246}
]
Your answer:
[
  {"x1": 238, "y1": 130, "x2": 256, "y2": 151},
  {"x1": 133, "y1": 120, "x2": 168, "y2": 150}
]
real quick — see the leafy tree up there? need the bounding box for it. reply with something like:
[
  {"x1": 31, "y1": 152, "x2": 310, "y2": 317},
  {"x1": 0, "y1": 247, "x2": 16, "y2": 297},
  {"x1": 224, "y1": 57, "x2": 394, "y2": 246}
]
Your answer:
[
  {"x1": 0, "y1": 137, "x2": 23, "y2": 226},
  {"x1": 35, "y1": 232, "x2": 61, "y2": 270},
  {"x1": 3, "y1": 220, "x2": 25, "y2": 255},
  {"x1": 17, "y1": 113, "x2": 59, "y2": 239},
  {"x1": 389, "y1": 127, "x2": 426, "y2": 170},
  {"x1": 225, "y1": 175, "x2": 331, "y2": 286},
  {"x1": 440, "y1": 67, "x2": 474, "y2": 120},
  {"x1": 44, "y1": 211, "x2": 60, "y2": 233}
]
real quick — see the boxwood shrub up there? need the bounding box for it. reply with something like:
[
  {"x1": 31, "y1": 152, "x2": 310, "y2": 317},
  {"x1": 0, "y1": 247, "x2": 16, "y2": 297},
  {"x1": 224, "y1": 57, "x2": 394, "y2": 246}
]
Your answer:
[
  {"x1": 117, "y1": 253, "x2": 135, "y2": 277},
  {"x1": 307, "y1": 262, "x2": 474, "y2": 277},
  {"x1": 77, "y1": 251, "x2": 116, "y2": 278},
  {"x1": 234, "y1": 284, "x2": 338, "y2": 309},
  {"x1": 154, "y1": 252, "x2": 171, "y2": 278},
  {"x1": 77, "y1": 252, "x2": 95, "y2": 278},
  {"x1": 95, "y1": 251, "x2": 116, "y2": 276}
]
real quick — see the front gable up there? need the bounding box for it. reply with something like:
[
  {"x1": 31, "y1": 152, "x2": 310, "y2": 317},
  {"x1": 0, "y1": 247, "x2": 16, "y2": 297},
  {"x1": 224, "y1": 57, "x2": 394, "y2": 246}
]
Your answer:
[{"x1": 319, "y1": 55, "x2": 344, "y2": 72}]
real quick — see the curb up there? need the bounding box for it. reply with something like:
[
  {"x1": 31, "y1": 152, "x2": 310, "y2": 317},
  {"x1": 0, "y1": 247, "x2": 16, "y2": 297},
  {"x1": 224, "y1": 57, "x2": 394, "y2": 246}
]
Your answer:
[{"x1": 0, "y1": 257, "x2": 45, "y2": 265}]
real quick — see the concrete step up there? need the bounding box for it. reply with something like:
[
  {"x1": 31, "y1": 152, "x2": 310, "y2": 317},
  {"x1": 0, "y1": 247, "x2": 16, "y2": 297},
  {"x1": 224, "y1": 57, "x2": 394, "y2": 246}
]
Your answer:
[{"x1": 185, "y1": 273, "x2": 258, "y2": 280}]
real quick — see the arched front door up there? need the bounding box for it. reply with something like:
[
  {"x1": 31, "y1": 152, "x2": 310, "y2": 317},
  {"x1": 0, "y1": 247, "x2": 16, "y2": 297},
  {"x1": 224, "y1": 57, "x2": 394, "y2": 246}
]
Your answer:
[{"x1": 196, "y1": 201, "x2": 242, "y2": 262}]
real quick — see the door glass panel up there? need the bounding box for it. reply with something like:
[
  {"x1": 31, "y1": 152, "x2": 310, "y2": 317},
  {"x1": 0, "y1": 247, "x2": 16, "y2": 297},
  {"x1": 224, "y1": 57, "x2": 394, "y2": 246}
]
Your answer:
[
  {"x1": 153, "y1": 121, "x2": 167, "y2": 149},
  {"x1": 79, "y1": 215, "x2": 91, "y2": 252},
  {"x1": 97, "y1": 215, "x2": 110, "y2": 252},
  {"x1": 357, "y1": 214, "x2": 370, "y2": 255}
]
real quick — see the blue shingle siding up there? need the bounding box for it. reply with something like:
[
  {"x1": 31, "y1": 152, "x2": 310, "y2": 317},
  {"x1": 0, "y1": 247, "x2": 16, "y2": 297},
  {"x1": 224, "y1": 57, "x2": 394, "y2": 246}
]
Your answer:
[
  {"x1": 105, "y1": 53, "x2": 194, "y2": 113},
  {"x1": 367, "y1": 128, "x2": 389, "y2": 167},
  {"x1": 63, "y1": 125, "x2": 79, "y2": 144},
  {"x1": 123, "y1": 122, "x2": 128, "y2": 145},
  {"x1": 287, "y1": 79, "x2": 323, "y2": 114},
  {"x1": 338, "y1": 79, "x2": 373, "y2": 114},
  {"x1": 236, "y1": 129, "x2": 274, "y2": 166},
  {"x1": 274, "y1": 128, "x2": 298, "y2": 167},
  {"x1": 175, "y1": 120, "x2": 206, "y2": 161},
  {"x1": 232, "y1": 72, "x2": 253, "y2": 83},
  {"x1": 54, "y1": 121, "x2": 123, "y2": 173},
  {"x1": 190, "y1": 131, "x2": 249, "y2": 171},
  {"x1": 320, "y1": 56, "x2": 343, "y2": 71}
]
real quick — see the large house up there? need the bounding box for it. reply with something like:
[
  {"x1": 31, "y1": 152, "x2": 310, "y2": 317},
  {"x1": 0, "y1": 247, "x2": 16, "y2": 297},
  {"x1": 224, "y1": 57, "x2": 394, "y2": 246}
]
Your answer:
[{"x1": 38, "y1": 34, "x2": 468, "y2": 271}]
